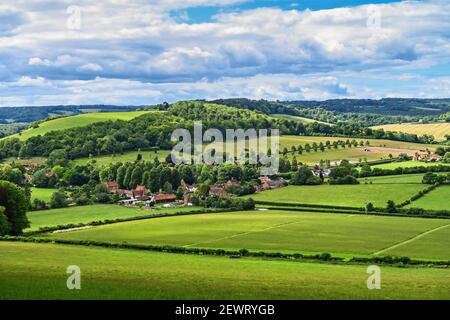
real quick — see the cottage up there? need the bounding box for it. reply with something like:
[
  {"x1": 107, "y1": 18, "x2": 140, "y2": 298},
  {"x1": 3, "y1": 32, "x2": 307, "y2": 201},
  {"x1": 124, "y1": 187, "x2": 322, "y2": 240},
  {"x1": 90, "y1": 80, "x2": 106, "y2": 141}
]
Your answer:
[
  {"x1": 152, "y1": 193, "x2": 177, "y2": 203},
  {"x1": 208, "y1": 184, "x2": 229, "y2": 198},
  {"x1": 413, "y1": 152, "x2": 443, "y2": 162},
  {"x1": 105, "y1": 181, "x2": 119, "y2": 193},
  {"x1": 133, "y1": 185, "x2": 149, "y2": 200}
]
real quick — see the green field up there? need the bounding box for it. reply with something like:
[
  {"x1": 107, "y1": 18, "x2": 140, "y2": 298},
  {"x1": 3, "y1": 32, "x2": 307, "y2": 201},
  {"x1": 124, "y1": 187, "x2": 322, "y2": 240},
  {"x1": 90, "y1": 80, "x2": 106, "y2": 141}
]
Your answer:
[
  {"x1": 369, "y1": 160, "x2": 446, "y2": 170},
  {"x1": 44, "y1": 210, "x2": 450, "y2": 260},
  {"x1": 30, "y1": 187, "x2": 57, "y2": 202},
  {"x1": 245, "y1": 184, "x2": 425, "y2": 207},
  {"x1": 1, "y1": 241, "x2": 449, "y2": 300},
  {"x1": 73, "y1": 149, "x2": 172, "y2": 166},
  {"x1": 8, "y1": 111, "x2": 153, "y2": 141},
  {"x1": 405, "y1": 186, "x2": 450, "y2": 211},
  {"x1": 26, "y1": 204, "x2": 202, "y2": 231},
  {"x1": 271, "y1": 114, "x2": 331, "y2": 125},
  {"x1": 358, "y1": 174, "x2": 427, "y2": 184},
  {"x1": 371, "y1": 122, "x2": 450, "y2": 142}
]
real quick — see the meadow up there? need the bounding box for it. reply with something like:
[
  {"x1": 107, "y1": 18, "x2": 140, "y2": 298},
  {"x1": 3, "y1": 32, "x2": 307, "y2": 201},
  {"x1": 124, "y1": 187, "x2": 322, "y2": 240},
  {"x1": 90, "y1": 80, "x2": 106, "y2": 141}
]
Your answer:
[
  {"x1": 358, "y1": 174, "x2": 427, "y2": 184},
  {"x1": 44, "y1": 210, "x2": 450, "y2": 260},
  {"x1": 2, "y1": 241, "x2": 450, "y2": 300},
  {"x1": 73, "y1": 149, "x2": 172, "y2": 166},
  {"x1": 271, "y1": 114, "x2": 331, "y2": 125},
  {"x1": 30, "y1": 187, "x2": 57, "y2": 202},
  {"x1": 8, "y1": 111, "x2": 152, "y2": 141},
  {"x1": 26, "y1": 204, "x2": 202, "y2": 231},
  {"x1": 244, "y1": 184, "x2": 426, "y2": 207},
  {"x1": 368, "y1": 160, "x2": 445, "y2": 170},
  {"x1": 405, "y1": 185, "x2": 450, "y2": 211},
  {"x1": 371, "y1": 122, "x2": 450, "y2": 142}
]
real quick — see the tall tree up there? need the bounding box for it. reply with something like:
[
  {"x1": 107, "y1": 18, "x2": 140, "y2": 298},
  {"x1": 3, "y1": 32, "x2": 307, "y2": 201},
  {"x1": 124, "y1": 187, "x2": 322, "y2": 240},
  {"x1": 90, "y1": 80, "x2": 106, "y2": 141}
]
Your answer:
[{"x1": 0, "y1": 181, "x2": 30, "y2": 235}]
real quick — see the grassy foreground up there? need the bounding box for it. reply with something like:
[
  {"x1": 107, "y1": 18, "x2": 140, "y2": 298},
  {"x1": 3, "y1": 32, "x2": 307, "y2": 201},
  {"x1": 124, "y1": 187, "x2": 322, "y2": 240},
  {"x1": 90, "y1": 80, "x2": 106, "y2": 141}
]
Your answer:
[
  {"x1": 1, "y1": 241, "x2": 449, "y2": 300},
  {"x1": 44, "y1": 210, "x2": 450, "y2": 260}
]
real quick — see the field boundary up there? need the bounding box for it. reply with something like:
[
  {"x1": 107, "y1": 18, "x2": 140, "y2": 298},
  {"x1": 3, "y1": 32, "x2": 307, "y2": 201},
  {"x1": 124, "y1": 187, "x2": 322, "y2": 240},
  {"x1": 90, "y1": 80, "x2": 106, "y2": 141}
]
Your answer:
[
  {"x1": 1, "y1": 236, "x2": 449, "y2": 268},
  {"x1": 373, "y1": 223, "x2": 450, "y2": 256}
]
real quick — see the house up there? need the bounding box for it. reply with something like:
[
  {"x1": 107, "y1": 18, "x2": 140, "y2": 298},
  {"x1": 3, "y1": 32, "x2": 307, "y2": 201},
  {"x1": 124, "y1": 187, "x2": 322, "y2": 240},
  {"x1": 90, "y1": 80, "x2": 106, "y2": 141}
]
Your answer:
[
  {"x1": 258, "y1": 176, "x2": 271, "y2": 191},
  {"x1": 413, "y1": 152, "x2": 443, "y2": 162},
  {"x1": 224, "y1": 178, "x2": 240, "y2": 188},
  {"x1": 152, "y1": 193, "x2": 177, "y2": 203},
  {"x1": 133, "y1": 185, "x2": 149, "y2": 200},
  {"x1": 105, "y1": 181, "x2": 119, "y2": 193},
  {"x1": 208, "y1": 184, "x2": 229, "y2": 198},
  {"x1": 268, "y1": 177, "x2": 285, "y2": 189}
]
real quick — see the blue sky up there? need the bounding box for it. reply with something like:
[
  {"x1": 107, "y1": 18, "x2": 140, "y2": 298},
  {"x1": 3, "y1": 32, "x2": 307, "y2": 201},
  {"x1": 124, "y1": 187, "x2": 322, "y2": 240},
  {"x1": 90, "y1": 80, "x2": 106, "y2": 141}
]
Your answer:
[{"x1": 0, "y1": 0, "x2": 449, "y2": 106}]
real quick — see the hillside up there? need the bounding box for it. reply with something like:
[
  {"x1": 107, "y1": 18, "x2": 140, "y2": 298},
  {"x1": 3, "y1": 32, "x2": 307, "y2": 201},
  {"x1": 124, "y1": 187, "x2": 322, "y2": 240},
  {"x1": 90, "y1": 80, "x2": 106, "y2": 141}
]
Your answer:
[
  {"x1": 371, "y1": 123, "x2": 450, "y2": 142},
  {"x1": 8, "y1": 111, "x2": 153, "y2": 141},
  {"x1": 0, "y1": 105, "x2": 145, "y2": 124}
]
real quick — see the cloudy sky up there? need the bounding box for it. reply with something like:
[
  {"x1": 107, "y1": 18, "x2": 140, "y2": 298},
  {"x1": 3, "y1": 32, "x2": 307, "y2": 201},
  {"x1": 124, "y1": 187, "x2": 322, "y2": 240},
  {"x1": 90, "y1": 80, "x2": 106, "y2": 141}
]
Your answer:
[{"x1": 0, "y1": 0, "x2": 449, "y2": 106}]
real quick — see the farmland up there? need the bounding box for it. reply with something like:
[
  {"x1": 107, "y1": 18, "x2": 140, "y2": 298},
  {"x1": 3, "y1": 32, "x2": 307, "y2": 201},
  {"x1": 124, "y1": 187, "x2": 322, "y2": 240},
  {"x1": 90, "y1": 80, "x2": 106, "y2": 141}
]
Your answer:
[
  {"x1": 73, "y1": 149, "x2": 172, "y2": 166},
  {"x1": 371, "y1": 123, "x2": 450, "y2": 142},
  {"x1": 243, "y1": 184, "x2": 425, "y2": 207},
  {"x1": 44, "y1": 210, "x2": 450, "y2": 260},
  {"x1": 2, "y1": 241, "x2": 450, "y2": 300},
  {"x1": 26, "y1": 204, "x2": 202, "y2": 231},
  {"x1": 405, "y1": 185, "x2": 450, "y2": 211},
  {"x1": 368, "y1": 160, "x2": 446, "y2": 170},
  {"x1": 30, "y1": 187, "x2": 56, "y2": 202},
  {"x1": 8, "y1": 111, "x2": 152, "y2": 141},
  {"x1": 271, "y1": 114, "x2": 331, "y2": 125}
]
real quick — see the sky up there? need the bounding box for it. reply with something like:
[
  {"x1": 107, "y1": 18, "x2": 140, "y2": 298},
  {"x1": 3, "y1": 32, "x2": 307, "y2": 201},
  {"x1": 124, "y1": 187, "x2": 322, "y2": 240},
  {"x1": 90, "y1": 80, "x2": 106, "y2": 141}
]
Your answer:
[{"x1": 0, "y1": 0, "x2": 449, "y2": 106}]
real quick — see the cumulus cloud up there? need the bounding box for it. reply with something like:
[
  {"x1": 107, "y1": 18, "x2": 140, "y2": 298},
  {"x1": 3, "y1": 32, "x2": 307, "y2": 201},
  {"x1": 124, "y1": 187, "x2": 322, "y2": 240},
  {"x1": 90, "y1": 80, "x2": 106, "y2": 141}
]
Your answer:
[{"x1": 0, "y1": 0, "x2": 449, "y2": 105}]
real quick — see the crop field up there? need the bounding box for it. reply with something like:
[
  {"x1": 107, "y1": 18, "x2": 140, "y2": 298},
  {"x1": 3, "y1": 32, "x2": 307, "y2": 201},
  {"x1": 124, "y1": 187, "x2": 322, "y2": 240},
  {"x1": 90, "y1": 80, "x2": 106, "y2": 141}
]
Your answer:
[
  {"x1": 26, "y1": 204, "x2": 202, "y2": 231},
  {"x1": 405, "y1": 185, "x2": 450, "y2": 211},
  {"x1": 44, "y1": 210, "x2": 450, "y2": 260},
  {"x1": 244, "y1": 184, "x2": 425, "y2": 207},
  {"x1": 1, "y1": 242, "x2": 450, "y2": 300},
  {"x1": 371, "y1": 123, "x2": 450, "y2": 142},
  {"x1": 368, "y1": 160, "x2": 446, "y2": 170},
  {"x1": 8, "y1": 111, "x2": 153, "y2": 141},
  {"x1": 30, "y1": 187, "x2": 56, "y2": 202},
  {"x1": 73, "y1": 149, "x2": 172, "y2": 166}
]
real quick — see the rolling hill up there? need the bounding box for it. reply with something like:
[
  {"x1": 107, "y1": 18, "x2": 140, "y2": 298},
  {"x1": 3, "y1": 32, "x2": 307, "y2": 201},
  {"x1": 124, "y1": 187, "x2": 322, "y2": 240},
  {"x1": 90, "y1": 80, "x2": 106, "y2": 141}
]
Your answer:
[{"x1": 371, "y1": 122, "x2": 450, "y2": 142}]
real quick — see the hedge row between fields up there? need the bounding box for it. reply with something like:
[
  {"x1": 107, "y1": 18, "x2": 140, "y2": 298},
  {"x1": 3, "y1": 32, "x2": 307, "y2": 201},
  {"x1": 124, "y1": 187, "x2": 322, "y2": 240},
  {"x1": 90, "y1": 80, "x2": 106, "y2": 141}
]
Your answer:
[{"x1": 1, "y1": 236, "x2": 449, "y2": 268}]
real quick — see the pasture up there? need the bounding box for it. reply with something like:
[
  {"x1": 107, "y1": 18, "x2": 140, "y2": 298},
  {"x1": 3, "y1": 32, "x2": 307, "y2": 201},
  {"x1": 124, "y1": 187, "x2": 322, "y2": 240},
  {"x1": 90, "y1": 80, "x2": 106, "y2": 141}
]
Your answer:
[
  {"x1": 368, "y1": 160, "x2": 446, "y2": 170},
  {"x1": 405, "y1": 185, "x2": 450, "y2": 211},
  {"x1": 371, "y1": 122, "x2": 450, "y2": 142},
  {"x1": 73, "y1": 149, "x2": 172, "y2": 166},
  {"x1": 30, "y1": 187, "x2": 57, "y2": 202},
  {"x1": 271, "y1": 114, "x2": 331, "y2": 125},
  {"x1": 244, "y1": 184, "x2": 426, "y2": 207},
  {"x1": 44, "y1": 210, "x2": 450, "y2": 260},
  {"x1": 9, "y1": 111, "x2": 152, "y2": 141},
  {"x1": 1, "y1": 241, "x2": 450, "y2": 299},
  {"x1": 26, "y1": 204, "x2": 201, "y2": 231}
]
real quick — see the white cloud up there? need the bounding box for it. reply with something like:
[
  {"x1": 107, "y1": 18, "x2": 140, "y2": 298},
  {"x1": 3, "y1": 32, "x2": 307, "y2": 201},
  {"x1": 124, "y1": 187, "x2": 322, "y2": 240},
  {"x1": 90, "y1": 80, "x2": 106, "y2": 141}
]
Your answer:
[{"x1": 0, "y1": 0, "x2": 449, "y2": 105}]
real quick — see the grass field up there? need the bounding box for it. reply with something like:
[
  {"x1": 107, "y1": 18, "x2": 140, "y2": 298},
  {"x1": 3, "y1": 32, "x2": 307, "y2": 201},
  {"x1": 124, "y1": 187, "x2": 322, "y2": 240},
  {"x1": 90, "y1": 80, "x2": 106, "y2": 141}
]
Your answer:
[
  {"x1": 271, "y1": 114, "x2": 331, "y2": 125},
  {"x1": 358, "y1": 174, "x2": 427, "y2": 184},
  {"x1": 30, "y1": 187, "x2": 57, "y2": 202},
  {"x1": 26, "y1": 204, "x2": 202, "y2": 231},
  {"x1": 405, "y1": 185, "x2": 450, "y2": 211},
  {"x1": 1, "y1": 242, "x2": 450, "y2": 300},
  {"x1": 244, "y1": 184, "x2": 425, "y2": 207},
  {"x1": 73, "y1": 149, "x2": 172, "y2": 166},
  {"x1": 371, "y1": 122, "x2": 450, "y2": 142},
  {"x1": 44, "y1": 210, "x2": 450, "y2": 260},
  {"x1": 369, "y1": 160, "x2": 446, "y2": 170},
  {"x1": 8, "y1": 111, "x2": 153, "y2": 141}
]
